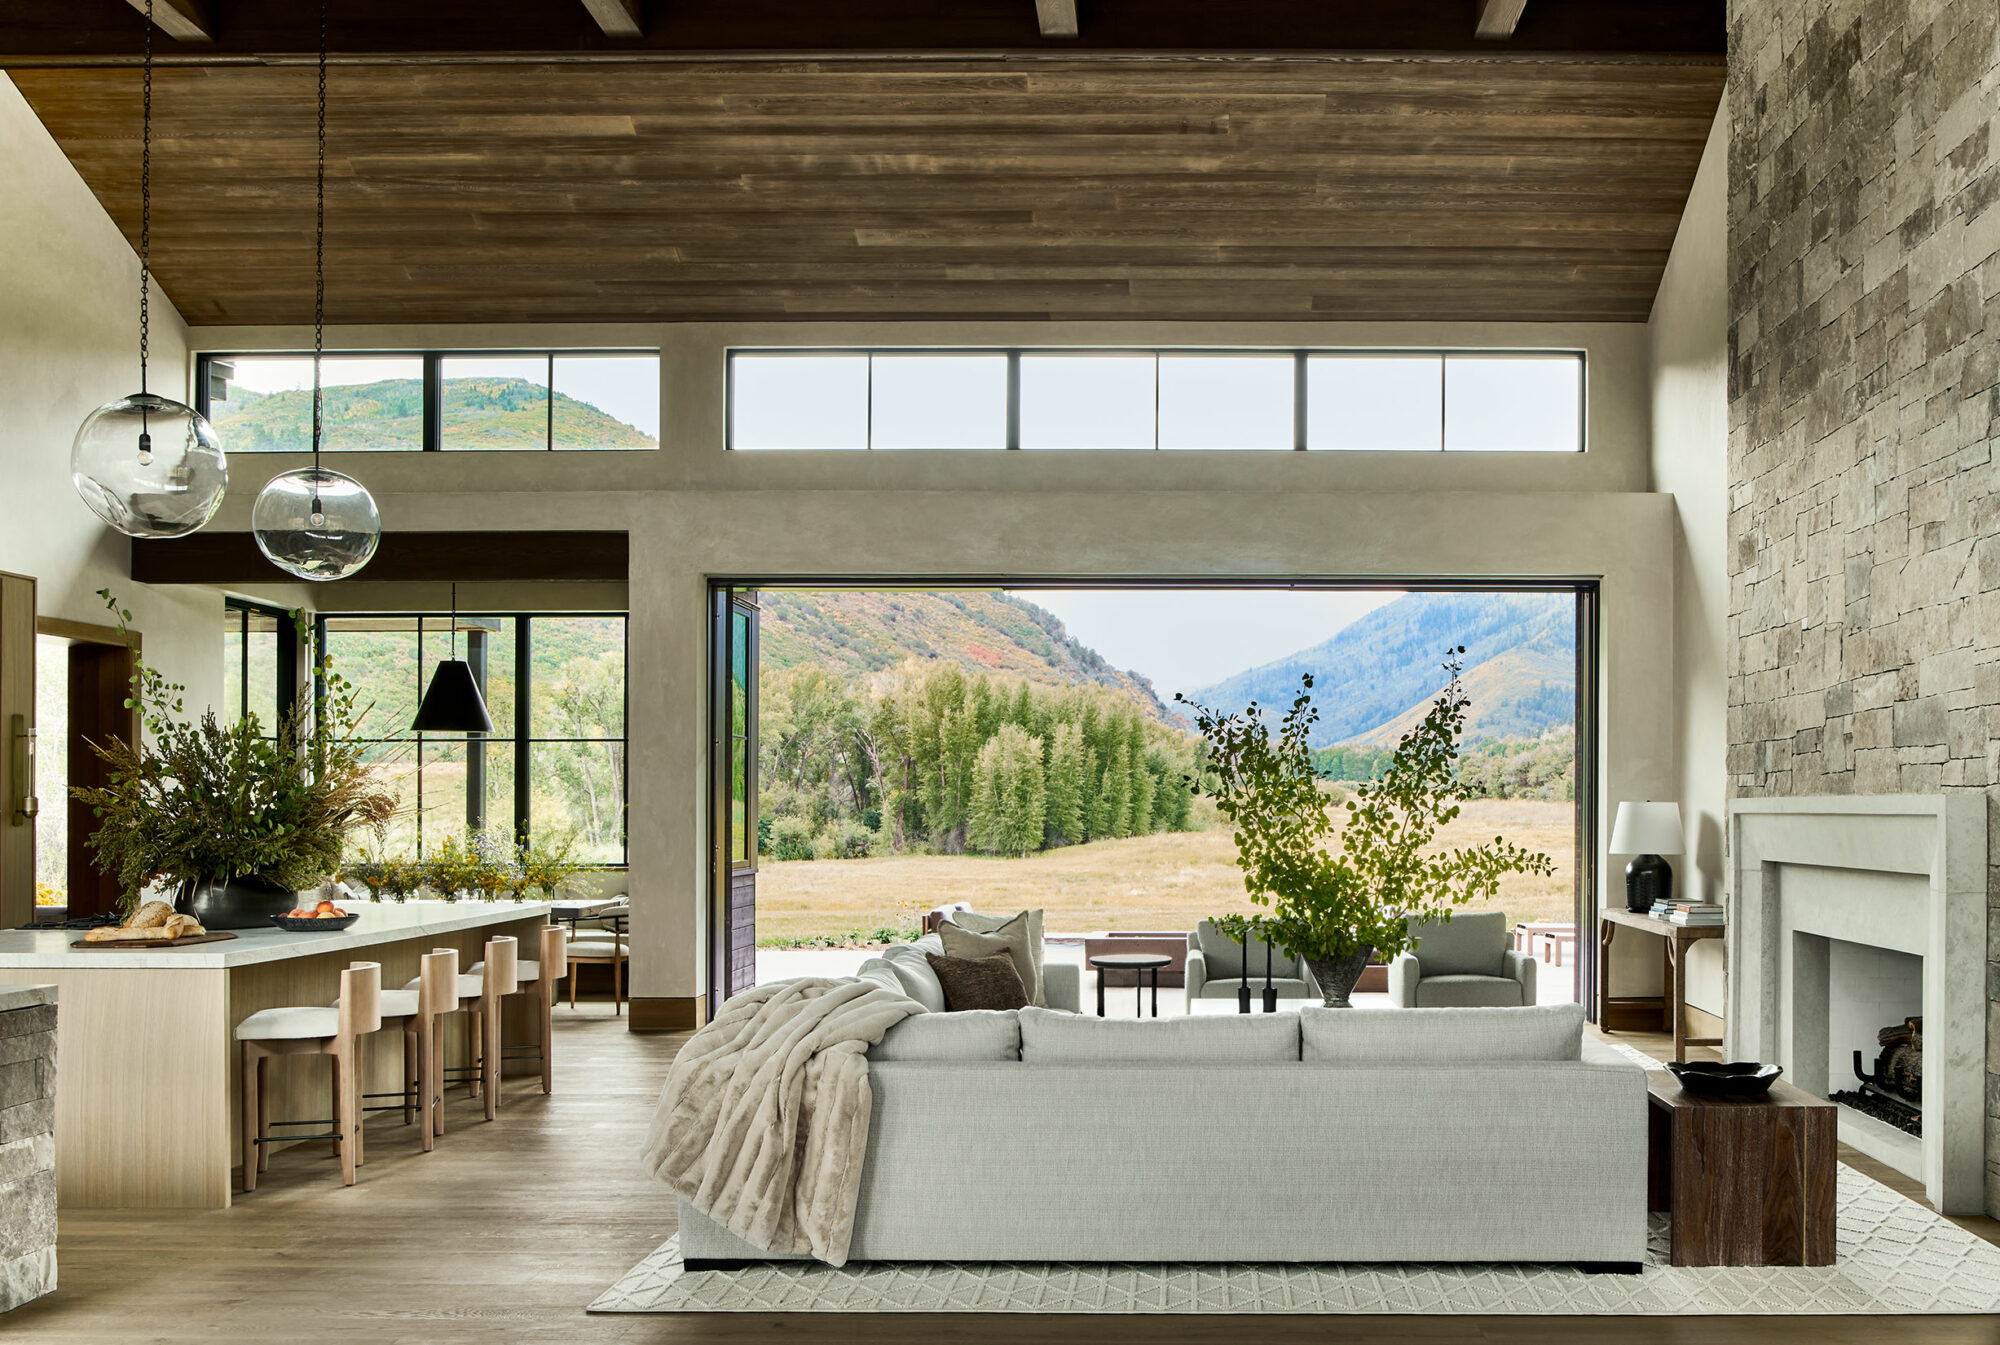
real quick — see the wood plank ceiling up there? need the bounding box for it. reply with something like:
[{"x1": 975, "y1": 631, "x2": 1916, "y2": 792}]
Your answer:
[{"x1": 3, "y1": 3, "x2": 1725, "y2": 325}]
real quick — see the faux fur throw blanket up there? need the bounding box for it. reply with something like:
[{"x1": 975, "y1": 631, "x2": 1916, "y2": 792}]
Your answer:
[{"x1": 639, "y1": 976, "x2": 921, "y2": 1266}]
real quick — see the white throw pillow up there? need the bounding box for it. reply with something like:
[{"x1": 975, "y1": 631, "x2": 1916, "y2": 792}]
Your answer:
[
  {"x1": 939, "y1": 913, "x2": 1043, "y2": 1007},
  {"x1": 879, "y1": 944, "x2": 947, "y2": 1013},
  {"x1": 946, "y1": 908, "x2": 1045, "y2": 1007}
]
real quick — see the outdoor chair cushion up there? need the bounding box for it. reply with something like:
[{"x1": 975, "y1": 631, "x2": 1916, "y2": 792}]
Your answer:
[
  {"x1": 1413, "y1": 974, "x2": 1528, "y2": 1008},
  {"x1": 1300, "y1": 1002, "x2": 1584, "y2": 1064},
  {"x1": 880, "y1": 943, "x2": 947, "y2": 1012},
  {"x1": 1190, "y1": 919, "x2": 1304, "y2": 980},
  {"x1": 869, "y1": 1008, "x2": 1020, "y2": 1061},
  {"x1": 946, "y1": 908, "x2": 1046, "y2": 1006},
  {"x1": 938, "y1": 914, "x2": 1043, "y2": 1007},
  {"x1": 1409, "y1": 911, "x2": 1508, "y2": 977},
  {"x1": 1018, "y1": 1004, "x2": 1300, "y2": 1063}
]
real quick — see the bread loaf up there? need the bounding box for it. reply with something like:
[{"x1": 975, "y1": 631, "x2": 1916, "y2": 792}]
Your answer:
[
  {"x1": 127, "y1": 900, "x2": 174, "y2": 930},
  {"x1": 161, "y1": 913, "x2": 205, "y2": 939},
  {"x1": 84, "y1": 925, "x2": 129, "y2": 942}
]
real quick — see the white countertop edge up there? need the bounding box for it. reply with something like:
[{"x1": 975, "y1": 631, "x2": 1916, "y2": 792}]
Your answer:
[
  {"x1": 0, "y1": 984, "x2": 57, "y2": 1011},
  {"x1": 0, "y1": 902, "x2": 555, "y2": 970}
]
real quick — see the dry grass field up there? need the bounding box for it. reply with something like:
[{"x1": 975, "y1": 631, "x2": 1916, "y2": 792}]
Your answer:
[{"x1": 756, "y1": 798, "x2": 1577, "y2": 941}]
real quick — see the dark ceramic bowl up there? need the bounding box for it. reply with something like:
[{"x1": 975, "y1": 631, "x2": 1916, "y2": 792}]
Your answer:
[
  {"x1": 1666, "y1": 1060, "x2": 1783, "y2": 1098},
  {"x1": 270, "y1": 912, "x2": 362, "y2": 933}
]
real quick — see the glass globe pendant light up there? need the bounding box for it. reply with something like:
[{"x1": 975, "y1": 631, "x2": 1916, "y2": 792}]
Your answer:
[
  {"x1": 71, "y1": 0, "x2": 228, "y2": 540},
  {"x1": 251, "y1": 0, "x2": 381, "y2": 583}
]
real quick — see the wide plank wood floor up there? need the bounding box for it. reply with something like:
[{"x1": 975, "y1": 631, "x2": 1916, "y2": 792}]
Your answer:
[{"x1": 7, "y1": 1012, "x2": 1998, "y2": 1344}]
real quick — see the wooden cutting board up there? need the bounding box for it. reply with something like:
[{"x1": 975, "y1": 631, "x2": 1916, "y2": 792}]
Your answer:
[{"x1": 70, "y1": 931, "x2": 239, "y2": 950}]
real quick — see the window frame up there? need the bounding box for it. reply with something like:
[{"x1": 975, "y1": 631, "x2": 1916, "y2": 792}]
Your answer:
[
  {"x1": 222, "y1": 596, "x2": 300, "y2": 735},
  {"x1": 194, "y1": 349, "x2": 661, "y2": 453},
  {"x1": 313, "y1": 609, "x2": 631, "y2": 869},
  {"x1": 725, "y1": 346, "x2": 1587, "y2": 454}
]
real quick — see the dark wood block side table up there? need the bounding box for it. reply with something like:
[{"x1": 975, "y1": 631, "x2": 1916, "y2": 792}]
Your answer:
[{"x1": 1645, "y1": 1071, "x2": 1837, "y2": 1266}]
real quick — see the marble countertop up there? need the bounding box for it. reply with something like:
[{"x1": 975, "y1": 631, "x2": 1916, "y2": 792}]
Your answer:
[
  {"x1": 0, "y1": 901, "x2": 553, "y2": 970},
  {"x1": 0, "y1": 984, "x2": 56, "y2": 1011}
]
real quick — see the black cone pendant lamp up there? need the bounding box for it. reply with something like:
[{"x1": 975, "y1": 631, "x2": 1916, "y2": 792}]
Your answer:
[{"x1": 412, "y1": 585, "x2": 495, "y2": 734}]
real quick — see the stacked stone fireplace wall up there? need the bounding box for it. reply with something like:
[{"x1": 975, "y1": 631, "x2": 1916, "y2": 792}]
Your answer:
[{"x1": 1727, "y1": 0, "x2": 2000, "y2": 1210}]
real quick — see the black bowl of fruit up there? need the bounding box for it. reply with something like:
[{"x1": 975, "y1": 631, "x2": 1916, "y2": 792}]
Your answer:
[
  {"x1": 271, "y1": 901, "x2": 361, "y2": 932},
  {"x1": 1664, "y1": 1061, "x2": 1782, "y2": 1098}
]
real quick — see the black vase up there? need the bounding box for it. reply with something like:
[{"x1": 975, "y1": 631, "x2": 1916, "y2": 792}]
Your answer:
[{"x1": 180, "y1": 874, "x2": 297, "y2": 930}]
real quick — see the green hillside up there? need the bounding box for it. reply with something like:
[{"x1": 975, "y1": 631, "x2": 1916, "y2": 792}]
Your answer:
[
  {"x1": 760, "y1": 589, "x2": 1183, "y2": 727},
  {"x1": 208, "y1": 376, "x2": 656, "y2": 451}
]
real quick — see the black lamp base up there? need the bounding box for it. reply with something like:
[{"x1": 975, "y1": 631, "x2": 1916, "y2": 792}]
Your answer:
[{"x1": 1625, "y1": 853, "x2": 1673, "y2": 913}]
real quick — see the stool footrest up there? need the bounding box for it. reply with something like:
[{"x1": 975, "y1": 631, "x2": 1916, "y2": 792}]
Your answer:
[{"x1": 253, "y1": 1132, "x2": 341, "y2": 1144}]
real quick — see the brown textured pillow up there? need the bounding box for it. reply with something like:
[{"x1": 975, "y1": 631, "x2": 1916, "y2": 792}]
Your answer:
[{"x1": 925, "y1": 951, "x2": 1029, "y2": 1012}]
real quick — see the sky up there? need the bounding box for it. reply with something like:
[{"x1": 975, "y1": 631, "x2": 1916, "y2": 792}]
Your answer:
[{"x1": 1016, "y1": 589, "x2": 1402, "y2": 704}]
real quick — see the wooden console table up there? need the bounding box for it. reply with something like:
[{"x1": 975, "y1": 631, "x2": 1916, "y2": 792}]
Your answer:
[
  {"x1": 1646, "y1": 1071, "x2": 1836, "y2": 1266},
  {"x1": 1597, "y1": 908, "x2": 1722, "y2": 1063}
]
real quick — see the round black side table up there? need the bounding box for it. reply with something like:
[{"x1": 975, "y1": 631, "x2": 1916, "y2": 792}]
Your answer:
[{"x1": 1087, "y1": 952, "x2": 1173, "y2": 1018}]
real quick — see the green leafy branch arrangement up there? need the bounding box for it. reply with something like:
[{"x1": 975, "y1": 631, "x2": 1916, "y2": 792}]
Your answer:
[
  {"x1": 1179, "y1": 648, "x2": 1555, "y2": 978},
  {"x1": 72, "y1": 591, "x2": 401, "y2": 904},
  {"x1": 346, "y1": 827, "x2": 583, "y2": 903}
]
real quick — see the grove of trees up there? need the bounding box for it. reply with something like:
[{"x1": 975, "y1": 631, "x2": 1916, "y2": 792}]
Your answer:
[{"x1": 760, "y1": 659, "x2": 1201, "y2": 859}]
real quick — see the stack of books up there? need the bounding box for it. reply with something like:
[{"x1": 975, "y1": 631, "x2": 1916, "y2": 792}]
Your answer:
[{"x1": 1649, "y1": 901, "x2": 1724, "y2": 926}]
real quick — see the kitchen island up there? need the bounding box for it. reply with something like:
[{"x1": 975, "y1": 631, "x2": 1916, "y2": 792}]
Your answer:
[{"x1": 0, "y1": 902, "x2": 553, "y2": 1209}]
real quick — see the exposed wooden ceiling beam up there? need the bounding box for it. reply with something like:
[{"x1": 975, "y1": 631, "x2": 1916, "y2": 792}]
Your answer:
[
  {"x1": 578, "y1": 0, "x2": 643, "y2": 38},
  {"x1": 0, "y1": 0, "x2": 1728, "y2": 65},
  {"x1": 1475, "y1": 0, "x2": 1527, "y2": 39},
  {"x1": 120, "y1": 0, "x2": 211, "y2": 42},
  {"x1": 1035, "y1": 0, "x2": 1079, "y2": 38}
]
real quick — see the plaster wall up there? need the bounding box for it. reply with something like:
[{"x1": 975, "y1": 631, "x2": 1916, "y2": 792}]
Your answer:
[{"x1": 1649, "y1": 109, "x2": 1732, "y2": 1014}]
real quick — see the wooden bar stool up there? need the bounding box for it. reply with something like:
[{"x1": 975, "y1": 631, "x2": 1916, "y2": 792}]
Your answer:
[
  {"x1": 368, "y1": 948, "x2": 461, "y2": 1150},
  {"x1": 467, "y1": 924, "x2": 566, "y2": 1097},
  {"x1": 237, "y1": 961, "x2": 382, "y2": 1192},
  {"x1": 565, "y1": 910, "x2": 628, "y2": 1015}
]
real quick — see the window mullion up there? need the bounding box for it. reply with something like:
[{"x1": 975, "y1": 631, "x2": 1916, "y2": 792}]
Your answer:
[{"x1": 514, "y1": 616, "x2": 533, "y2": 849}]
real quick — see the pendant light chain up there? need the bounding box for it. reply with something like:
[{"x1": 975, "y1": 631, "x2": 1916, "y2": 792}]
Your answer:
[
  {"x1": 138, "y1": 0, "x2": 152, "y2": 398},
  {"x1": 311, "y1": 0, "x2": 328, "y2": 484}
]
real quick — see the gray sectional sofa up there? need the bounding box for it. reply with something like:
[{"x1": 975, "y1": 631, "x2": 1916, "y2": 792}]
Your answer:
[{"x1": 676, "y1": 1001, "x2": 1649, "y2": 1270}]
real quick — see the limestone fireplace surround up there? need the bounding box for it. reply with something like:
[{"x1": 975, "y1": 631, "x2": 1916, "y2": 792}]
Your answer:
[{"x1": 1728, "y1": 795, "x2": 1987, "y2": 1214}]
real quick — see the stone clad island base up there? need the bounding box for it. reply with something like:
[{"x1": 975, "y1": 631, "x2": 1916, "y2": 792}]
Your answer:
[{"x1": 0, "y1": 986, "x2": 56, "y2": 1312}]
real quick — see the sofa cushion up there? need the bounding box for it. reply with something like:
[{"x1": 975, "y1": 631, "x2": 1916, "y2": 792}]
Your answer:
[
  {"x1": 868, "y1": 1009, "x2": 1019, "y2": 1061},
  {"x1": 1408, "y1": 911, "x2": 1507, "y2": 977},
  {"x1": 939, "y1": 915, "x2": 1042, "y2": 1007},
  {"x1": 1018, "y1": 1004, "x2": 1300, "y2": 1063},
  {"x1": 948, "y1": 908, "x2": 1045, "y2": 1007},
  {"x1": 878, "y1": 944, "x2": 947, "y2": 1013},
  {"x1": 926, "y1": 951, "x2": 1030, "y2": 1012},
  {"x1": 1301, "y1": 1002, "x2": 1584, "y2": 1063}
]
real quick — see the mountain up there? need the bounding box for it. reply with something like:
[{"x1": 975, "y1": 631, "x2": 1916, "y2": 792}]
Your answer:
[
  {"x1": 1185, "y1": 592, "x2": 1574, "y2": 747},
  {"x1": 759, "y1": 590, "x2": 1185, "y2": 726},
  {"x1": 207, "y1": 377, "x2": 656, "y2": 451}
]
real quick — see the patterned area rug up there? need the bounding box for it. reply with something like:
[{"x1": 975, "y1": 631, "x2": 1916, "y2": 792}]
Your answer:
[{"x1": 590, "y1": 1165, "x2": 2000, "y2": 1315}]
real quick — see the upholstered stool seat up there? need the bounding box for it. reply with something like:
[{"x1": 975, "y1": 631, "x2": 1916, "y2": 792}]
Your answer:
[
  {"x1": 563, "y1": 941, "x2": 622, "y2": 958},
  {"x1": 467, "y1": 959, "x2": 537, "y2": 983},
  {"x1": 404, "y1": 973, "x2": 487, "y2": 1000},
  {"x1": 236, "y1": 1005, "x2": 342, "y2": 1041},
  {"x1": 336, "y1": 989, "x2": 419, "y2": 1018}
]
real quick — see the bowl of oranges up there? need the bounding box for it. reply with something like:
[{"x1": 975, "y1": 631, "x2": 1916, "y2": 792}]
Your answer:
[{"x1": 270, "y1": 899, "x2": 361, "y2": 932}]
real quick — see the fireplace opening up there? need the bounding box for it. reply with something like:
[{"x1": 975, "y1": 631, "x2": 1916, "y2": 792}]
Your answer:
[{"x1": 1829, "y1": 1016, "x2": 1921, "y2": 1137}]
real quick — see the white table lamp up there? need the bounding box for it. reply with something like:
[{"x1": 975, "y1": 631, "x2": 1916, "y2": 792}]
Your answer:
[{"x1": 1610, "y1": 801, "x2": 1683, "y2": 914}]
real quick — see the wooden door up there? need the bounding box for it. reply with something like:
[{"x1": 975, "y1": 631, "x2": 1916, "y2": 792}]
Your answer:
[{"x1": 0, "y1": 573, "x2": 34, "y2": 927}]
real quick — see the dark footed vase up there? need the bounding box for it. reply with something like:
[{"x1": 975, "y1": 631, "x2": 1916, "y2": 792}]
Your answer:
[
  {"x1": 179, "y1": 874, "x2": 297, "y2": 930},
  {"x1": 1305, "y1": 946, "x2": 1376, "y2": 1008}
]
